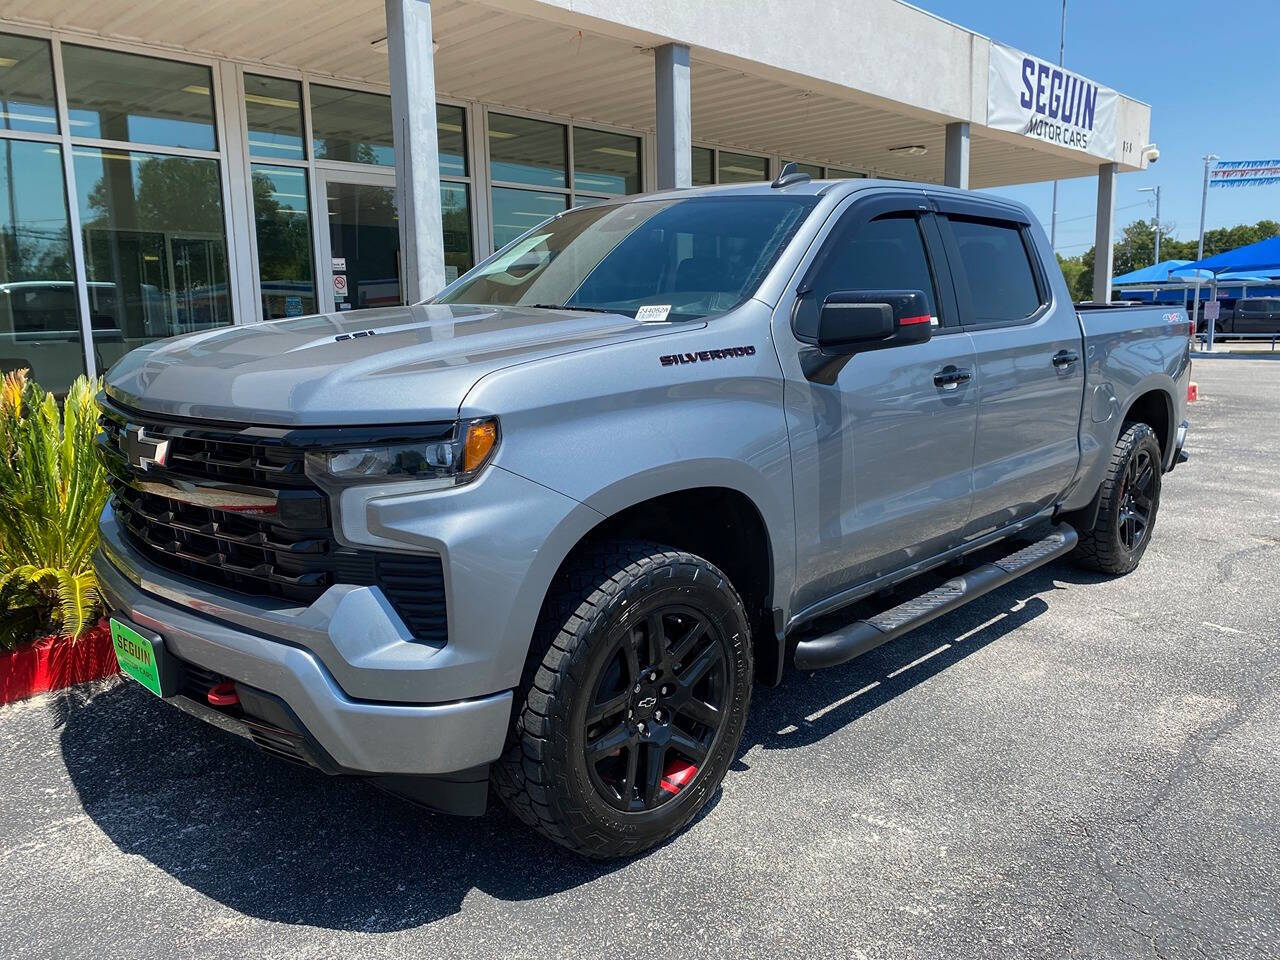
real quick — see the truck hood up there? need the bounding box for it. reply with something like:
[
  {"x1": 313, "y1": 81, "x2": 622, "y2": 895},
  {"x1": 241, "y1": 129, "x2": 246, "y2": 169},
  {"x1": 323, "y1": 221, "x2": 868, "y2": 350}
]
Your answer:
[{"x1": 104, "y1": 303, "x2": 687, "y2": 426}]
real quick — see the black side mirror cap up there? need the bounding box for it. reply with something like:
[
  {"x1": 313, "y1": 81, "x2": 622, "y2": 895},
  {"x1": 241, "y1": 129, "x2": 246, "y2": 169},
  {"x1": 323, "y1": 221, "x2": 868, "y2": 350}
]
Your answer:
[
  {"x1": 802, "y1": 289, "x2": 933, "y2": 384},
  {"x1": 816, "y1": 289, "x2": 933, "y2": 353}
]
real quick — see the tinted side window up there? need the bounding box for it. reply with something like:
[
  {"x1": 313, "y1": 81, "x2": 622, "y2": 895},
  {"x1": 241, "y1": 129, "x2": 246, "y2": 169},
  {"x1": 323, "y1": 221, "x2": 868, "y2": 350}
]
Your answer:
[
  {"x1": 947, "y1": 216, "x2": 1043, "y2": 323},
  {"x1": 795, "y1": 214, "x2": 940, "y2": 341}
]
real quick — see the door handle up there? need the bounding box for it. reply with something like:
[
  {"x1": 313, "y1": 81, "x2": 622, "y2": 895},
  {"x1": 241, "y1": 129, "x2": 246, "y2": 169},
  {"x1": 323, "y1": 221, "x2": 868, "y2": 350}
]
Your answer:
[
  {"x1": 1052, "y1": 349, "x2": 1080, "y2": 368},
  {"x1": 933, "y1": 366, "x2": 972, "y2": 390}
]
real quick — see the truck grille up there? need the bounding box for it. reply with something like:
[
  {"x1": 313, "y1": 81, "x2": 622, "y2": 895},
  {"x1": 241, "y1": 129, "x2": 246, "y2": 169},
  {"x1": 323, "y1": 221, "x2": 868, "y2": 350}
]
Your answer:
[{"x1": 97, "y1": 395, "x2": 449, "y2": 646}]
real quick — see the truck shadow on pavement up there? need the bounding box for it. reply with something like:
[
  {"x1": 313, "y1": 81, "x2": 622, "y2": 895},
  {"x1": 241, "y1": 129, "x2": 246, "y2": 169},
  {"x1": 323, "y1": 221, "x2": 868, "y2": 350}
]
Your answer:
[
  {"x1": 53, "y1": 559, "x2": 1091, "y2": 932},
  {"x1": 53, "y1": 681, "x2": 642, "y2": 931},
  {"x1": 741, "y1": 561, "x2": 1098, "y2": 755}
]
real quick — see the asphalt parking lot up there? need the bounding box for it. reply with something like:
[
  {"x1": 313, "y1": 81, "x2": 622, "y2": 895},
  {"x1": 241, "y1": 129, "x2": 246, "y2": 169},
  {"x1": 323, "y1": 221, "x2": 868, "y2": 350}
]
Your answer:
[{"x1": 2, "y1": 357, "x2": 1278, "y2": 960}]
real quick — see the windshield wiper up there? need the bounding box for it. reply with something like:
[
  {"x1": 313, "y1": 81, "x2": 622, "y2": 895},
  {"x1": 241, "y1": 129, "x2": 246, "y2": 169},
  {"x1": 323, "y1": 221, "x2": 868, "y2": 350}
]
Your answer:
[{"x1": 527, "y1": 303, "x2": 622, "y2": 315}]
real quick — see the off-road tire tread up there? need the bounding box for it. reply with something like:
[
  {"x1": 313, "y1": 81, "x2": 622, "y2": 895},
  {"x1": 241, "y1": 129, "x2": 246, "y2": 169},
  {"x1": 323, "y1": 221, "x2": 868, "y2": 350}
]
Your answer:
[
  {"x1": 491, "y1": 540, "x2": 750, "y2": 859},
  {"x1": 1072, "y1": 422, "x2": 1161, "y2": 574}
]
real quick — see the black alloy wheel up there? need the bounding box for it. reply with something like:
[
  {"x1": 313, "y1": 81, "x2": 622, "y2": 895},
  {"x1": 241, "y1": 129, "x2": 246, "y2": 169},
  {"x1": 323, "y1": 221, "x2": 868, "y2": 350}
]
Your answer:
[
  {"x1": 1116, "y1": 444, "x2": 1157, "y2": 551},
  {"x1": 492, "y1": 542, "x2": 753, "y2": 859},
  {"x1": 583, "y1": 605, "x2": 730, "y2": 812},
  {"x1": 1071, "y1": 421, "x2": 1163, "y2": 575}
]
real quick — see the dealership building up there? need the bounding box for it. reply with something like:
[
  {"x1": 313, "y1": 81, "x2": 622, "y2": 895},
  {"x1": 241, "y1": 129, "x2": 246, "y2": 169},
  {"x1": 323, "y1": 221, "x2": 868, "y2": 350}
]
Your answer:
[{"x1": 0, "y1": 0, "x2": 1154, "y2": 392}]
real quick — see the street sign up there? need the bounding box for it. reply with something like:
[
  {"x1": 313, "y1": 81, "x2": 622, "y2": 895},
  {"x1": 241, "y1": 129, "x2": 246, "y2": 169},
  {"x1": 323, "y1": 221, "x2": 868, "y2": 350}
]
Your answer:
[{"x1": 1204, "y1": 300, "x2": 1220, "y2": 322}]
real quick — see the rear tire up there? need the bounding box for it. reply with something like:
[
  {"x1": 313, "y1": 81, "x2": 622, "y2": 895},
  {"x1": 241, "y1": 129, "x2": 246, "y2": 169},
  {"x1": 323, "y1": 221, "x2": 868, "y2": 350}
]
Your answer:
[
  {"x1": 492, "y1": 541, "x2": 753, "y2": 859},
  {"x1": 1071, "y1": 422, "x2": 1163, "y2": 575}
]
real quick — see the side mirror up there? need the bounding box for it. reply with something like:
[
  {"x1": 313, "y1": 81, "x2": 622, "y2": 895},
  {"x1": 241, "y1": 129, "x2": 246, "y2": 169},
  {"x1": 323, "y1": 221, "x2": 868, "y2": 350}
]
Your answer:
[{"x1": 816, "y1": 289, "x2": 933, "y2": 354}]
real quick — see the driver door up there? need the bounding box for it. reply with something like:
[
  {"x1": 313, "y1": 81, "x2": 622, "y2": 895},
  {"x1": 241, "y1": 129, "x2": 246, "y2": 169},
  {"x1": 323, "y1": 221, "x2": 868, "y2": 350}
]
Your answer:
[{"x1": 774, "y1": 194, "x2": 979, "y2": 613}]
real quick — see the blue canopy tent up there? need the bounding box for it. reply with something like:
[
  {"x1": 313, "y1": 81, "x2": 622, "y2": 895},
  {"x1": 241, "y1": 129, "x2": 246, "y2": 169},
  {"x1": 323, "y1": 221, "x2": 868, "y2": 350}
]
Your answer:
[
  {"x1": 1110, "y1": 260, "x2": 1270, "y2": 308},
  {"x1": 1111, "y1": 260, "x2": 1195, "y2": 285},
  {"x1": 1178, "y1": 235, "x2": 1280, "y2": 276},
  {"x1": 1176, "y1": 236, "x2": 1280, "y2": 346}
]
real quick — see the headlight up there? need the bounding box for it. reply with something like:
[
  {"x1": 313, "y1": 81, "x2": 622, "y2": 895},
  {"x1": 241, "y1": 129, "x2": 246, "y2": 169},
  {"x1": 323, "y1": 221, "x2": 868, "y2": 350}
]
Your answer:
[{"x1": 304, "y1": 418, "x2": 499, "y2": 488}]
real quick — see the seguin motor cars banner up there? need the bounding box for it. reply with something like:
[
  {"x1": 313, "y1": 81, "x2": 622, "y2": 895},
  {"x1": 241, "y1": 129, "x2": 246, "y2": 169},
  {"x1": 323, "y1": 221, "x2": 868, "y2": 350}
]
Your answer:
[{"x1": 987, "y1": 41, "x2": 1117, "y2": 161}]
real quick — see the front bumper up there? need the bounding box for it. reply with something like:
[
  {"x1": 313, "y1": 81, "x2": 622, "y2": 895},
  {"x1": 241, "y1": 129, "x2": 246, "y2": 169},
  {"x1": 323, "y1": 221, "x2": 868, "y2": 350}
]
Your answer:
[{"x1": 97, "y1": 542, "x2": 512, "y2": 777}]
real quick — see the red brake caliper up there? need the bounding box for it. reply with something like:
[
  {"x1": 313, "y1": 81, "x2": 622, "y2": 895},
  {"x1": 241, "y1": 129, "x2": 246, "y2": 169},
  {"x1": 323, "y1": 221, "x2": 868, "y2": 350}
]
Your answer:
[{"x1": 659, "y1": 759, "x2": 699, "y2": 795}]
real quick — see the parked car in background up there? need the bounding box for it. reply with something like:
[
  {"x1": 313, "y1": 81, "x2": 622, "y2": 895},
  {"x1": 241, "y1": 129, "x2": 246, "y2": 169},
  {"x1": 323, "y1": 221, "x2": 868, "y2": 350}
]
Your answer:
[{"x1": 1223, "y1": 297, "x2": 1280, "y2": 336}]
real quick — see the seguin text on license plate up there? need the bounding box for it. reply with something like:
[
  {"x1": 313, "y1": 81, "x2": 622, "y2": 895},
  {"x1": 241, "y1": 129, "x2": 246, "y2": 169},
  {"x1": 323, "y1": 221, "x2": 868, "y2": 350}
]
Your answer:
[{"x1": 109, "y1": 618, "x2": 168, "y2": 697}]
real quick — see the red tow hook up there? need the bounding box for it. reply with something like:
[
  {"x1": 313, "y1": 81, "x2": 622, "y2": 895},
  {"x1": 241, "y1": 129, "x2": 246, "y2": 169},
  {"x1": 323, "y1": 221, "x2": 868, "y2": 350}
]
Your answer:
[
  {"x1": 207, "y1": 681, "x2": 240, "y2": 708},
  {"x1": 659, "y1": 760, "x2": 699, "y2": 795}
]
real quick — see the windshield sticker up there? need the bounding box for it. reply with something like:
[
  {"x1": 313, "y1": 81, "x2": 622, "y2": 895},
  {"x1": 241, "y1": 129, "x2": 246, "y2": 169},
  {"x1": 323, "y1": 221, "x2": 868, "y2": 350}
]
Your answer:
[{"x1": 635, "y1": 304, "x2": 672, "y2": 323}]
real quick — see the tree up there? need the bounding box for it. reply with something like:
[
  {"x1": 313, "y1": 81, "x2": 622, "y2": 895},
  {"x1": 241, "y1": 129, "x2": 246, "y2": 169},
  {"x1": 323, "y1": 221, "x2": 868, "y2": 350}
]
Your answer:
[{"x1": 1056, "y1": 253, "x2": 1086, "y2": 301}]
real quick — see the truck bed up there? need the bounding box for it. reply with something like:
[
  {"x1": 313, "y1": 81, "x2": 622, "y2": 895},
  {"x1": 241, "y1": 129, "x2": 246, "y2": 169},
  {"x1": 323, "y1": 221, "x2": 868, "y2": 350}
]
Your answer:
[{"x1": 1068, "y1": 301, "x2": 1192, "y2": 511}]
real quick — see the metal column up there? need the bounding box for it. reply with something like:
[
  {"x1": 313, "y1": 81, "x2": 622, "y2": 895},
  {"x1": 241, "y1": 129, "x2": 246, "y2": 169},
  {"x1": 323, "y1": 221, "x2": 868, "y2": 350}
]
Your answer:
[
  {"x1": 1092, "y1": 162, "x2": 1117, "y2": 303},
  {"x1": 1194, "y1": 154, "x2": 1218, "y2": 349},
  {"x1": 216, "y1": 62, "x2": 260, "y2": 325},
  {"x1": 943, "y1": 122, "x2": 969, "y2": 190},
  {"x1": 386, "y1": 0, "x2": 446, "y2": 301},
  {"x1": 654, "y1": 43, "x2": 692, "y2": 190}
]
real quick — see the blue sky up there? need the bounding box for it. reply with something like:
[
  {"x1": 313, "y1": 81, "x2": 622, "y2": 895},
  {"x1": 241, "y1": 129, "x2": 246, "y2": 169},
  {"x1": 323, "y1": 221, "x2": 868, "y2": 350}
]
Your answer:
[{"x1": 913, "y1": 0, "x2": 1280, "y2": 258}]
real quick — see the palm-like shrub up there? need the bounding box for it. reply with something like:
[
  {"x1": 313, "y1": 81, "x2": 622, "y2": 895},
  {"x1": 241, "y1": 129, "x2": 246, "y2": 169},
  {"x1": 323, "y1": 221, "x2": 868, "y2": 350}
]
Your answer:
[{"x1": 0, "y1": 370, "x2": 110, "y2": 648}]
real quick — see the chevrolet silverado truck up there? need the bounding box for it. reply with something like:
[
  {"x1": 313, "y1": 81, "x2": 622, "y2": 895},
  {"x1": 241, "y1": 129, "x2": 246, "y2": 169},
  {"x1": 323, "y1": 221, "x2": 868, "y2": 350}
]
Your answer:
[{"x1": 96, "y1": 169, "x2": 1192, "y2": 859}]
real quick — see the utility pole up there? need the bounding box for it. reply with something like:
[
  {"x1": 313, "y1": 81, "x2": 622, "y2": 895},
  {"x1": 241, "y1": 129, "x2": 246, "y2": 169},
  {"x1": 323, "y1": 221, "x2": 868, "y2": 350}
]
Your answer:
[
  {"x1": 1049, "y1": 0, "x2": 1066, "y2": 250},
  {"x1": 1194, "y1": 155, "x2": 1218, "y2": 348},
  {"x1": 1138, "y1": 185, "x2": 1161, "y2": 265}
]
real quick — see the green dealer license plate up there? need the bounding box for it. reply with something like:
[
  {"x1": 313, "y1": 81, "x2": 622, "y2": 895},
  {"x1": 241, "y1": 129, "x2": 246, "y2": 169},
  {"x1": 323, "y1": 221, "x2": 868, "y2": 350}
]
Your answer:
[{"x1": 109, "y1": 618, "x2": 170, "y2": 697}]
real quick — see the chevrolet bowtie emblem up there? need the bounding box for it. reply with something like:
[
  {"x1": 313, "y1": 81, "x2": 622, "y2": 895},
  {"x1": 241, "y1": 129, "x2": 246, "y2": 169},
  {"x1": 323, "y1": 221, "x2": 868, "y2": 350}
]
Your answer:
[{"x1": 123, "y1": 424, "x2": 170, "y2": 472}]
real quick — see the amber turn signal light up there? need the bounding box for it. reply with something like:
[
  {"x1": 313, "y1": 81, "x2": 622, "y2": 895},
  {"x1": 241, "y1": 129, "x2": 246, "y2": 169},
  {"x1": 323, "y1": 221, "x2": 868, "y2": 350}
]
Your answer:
[{"x1": 463, "y1": 419, "x2": 499, "y2": 472}]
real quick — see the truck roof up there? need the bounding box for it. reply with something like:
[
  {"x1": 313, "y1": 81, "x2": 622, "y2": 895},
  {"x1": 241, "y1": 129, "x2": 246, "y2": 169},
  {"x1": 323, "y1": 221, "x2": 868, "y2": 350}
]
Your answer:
[{"x1": 605, "y1": 178, "x2": 1036, "y2": 220}]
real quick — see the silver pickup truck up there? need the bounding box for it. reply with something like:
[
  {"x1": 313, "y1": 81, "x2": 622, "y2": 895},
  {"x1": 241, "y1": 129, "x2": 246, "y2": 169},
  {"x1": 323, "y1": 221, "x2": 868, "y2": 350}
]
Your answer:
[{"x1": 96, "y1": 172, "x2": 1191, "y2": 858}]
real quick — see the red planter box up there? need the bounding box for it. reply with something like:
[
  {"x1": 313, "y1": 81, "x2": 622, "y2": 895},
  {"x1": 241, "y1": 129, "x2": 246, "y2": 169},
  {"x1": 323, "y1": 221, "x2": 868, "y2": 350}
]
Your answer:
[{"x1": 0, "y1": 619, "x2": 119, "y2": 706}]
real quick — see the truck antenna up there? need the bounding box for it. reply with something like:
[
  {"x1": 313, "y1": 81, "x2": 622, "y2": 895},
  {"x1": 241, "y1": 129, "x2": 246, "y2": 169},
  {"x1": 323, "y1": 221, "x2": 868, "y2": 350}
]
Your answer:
[{"x1": 771, "y1": 161, "x2": 810, "y2": 189}]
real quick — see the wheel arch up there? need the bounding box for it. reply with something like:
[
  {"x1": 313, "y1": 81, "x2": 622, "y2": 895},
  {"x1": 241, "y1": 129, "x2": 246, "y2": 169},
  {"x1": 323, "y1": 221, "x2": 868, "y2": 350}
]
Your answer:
[
  {"x1": 1121, "y1": 386, "x2": 1175, "y2": 466},
  {"x1": 539, "y1": 483, "x2": 784, "y2": 687}
]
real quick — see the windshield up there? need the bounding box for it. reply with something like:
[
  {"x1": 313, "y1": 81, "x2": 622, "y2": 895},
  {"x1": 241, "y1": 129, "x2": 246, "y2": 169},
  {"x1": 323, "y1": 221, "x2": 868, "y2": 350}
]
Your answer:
[{"x1": 436, "y1": 195, "x2": 817, "y2": 319}]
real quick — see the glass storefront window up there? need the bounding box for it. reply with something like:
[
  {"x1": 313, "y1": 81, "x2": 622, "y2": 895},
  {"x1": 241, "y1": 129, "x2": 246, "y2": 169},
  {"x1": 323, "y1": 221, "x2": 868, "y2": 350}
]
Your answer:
[
  {"x1": 718, "y1": 151, "x2": 769, "y2": 183},
  {"x1": 438, "y1": 104, "x2": 467, "y2": 178},
  {"x1": 0, "y1": 141, "x2": 83, "y2": 392},
  {"x1": 62, "y1": 45, "x2": 216, "y2": 151},
  {"x1": 251, "y1": 165, "x2": 315, "y2": 319},
  {"x1": 325, "y1": 180, "x2": 401, "y2": 310},
  {"x1": 245, "y1": 74, "x2": 305, "y2": 161},
  {"x1": 573, "y1": 128, "x2": 640, "y2": 196},
  {"x1": 72, "y1": 147, "x2": 231, "y2": 371},
  {"x1": 441, "y1": 182, "x2": 472, "y2": 283},
  {"x1": 488, "y1": 114, "x2": 566, "y2": 188},
  {"x1": 827, "y1": 167, "x2": 866, "y2": 179},
  {"x1": 310, "y1": 85, "x2": 394, "y2": 166},
  {"x1": 691, "y1": 147, "x2": 714, "y2": 186},
  {"x1": 791, "y1": 162, "x2": 824, "y2": 179},
  {"x1": 0, "y1": 33, "x2": 59, "y2": 135},
  {"x1": 490, "y1": 186, "x2": 567, "y2": 248}
]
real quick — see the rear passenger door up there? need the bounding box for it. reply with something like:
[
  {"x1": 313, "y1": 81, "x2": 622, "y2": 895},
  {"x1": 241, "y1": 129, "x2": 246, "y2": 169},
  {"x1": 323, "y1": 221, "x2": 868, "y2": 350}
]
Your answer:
[{"x1": 930, "y1": 195, "x2": 1084, "y2": 542}]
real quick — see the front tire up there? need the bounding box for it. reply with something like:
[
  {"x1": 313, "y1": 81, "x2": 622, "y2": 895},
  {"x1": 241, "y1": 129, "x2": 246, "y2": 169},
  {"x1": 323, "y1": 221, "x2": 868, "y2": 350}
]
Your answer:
[
  {"x1": 1071, "y1": 422, "x2": 1163, "y2": 574},
  {"x1": 492, "y1": 542, "x2": 752, "y2": 859}
]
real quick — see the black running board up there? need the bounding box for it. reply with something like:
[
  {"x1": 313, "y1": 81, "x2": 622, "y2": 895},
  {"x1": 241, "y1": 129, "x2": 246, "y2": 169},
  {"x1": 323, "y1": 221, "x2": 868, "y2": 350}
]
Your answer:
[{"x1": 793, "y1": 524, "x2": 1078, "y2": 671}]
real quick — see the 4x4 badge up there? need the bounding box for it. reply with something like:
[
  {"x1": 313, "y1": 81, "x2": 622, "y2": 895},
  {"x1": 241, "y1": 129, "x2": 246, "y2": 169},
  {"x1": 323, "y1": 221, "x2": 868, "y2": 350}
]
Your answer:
[{"x1": 123, "y1": 424, "x2": 170, "y2": 472}]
